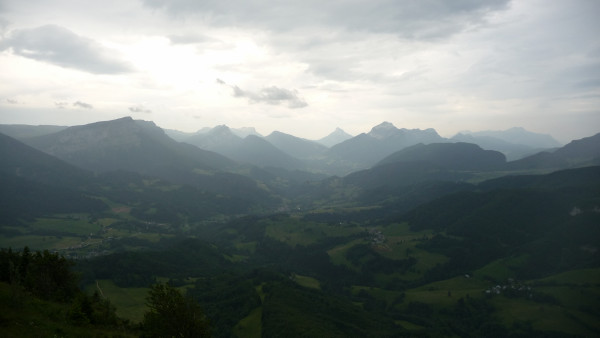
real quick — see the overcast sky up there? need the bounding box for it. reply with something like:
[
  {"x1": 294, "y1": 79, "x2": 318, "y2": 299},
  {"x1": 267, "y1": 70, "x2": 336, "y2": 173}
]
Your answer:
[{"x1": 0, "y1": 0, "x2": 598, "y2": 142}]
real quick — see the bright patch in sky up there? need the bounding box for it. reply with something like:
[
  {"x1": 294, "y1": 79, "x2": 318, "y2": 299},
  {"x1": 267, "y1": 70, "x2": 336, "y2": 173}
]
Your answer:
[{"x1": 0, "y1": 0, "x2": 598, "y2": 142}]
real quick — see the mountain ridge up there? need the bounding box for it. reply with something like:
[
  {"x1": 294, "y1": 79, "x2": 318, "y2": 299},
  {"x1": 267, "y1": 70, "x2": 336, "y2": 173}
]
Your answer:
[{"x1": 315, "y1": 127, "x2": 353, "y2": 147}]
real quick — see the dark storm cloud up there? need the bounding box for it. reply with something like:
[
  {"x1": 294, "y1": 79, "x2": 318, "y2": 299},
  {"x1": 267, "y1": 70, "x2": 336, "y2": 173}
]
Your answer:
[
  {"x1": 0, "y1": 24, "x2": 133, "y2": 74},
  {"x1": 217, "y1": 79, "x2": 307, "y2": 108},
  {"x1": 73, "y1": 101, "x2": 93, "y2": 109},
  {"x1": 143, "y1": 0, "x2": 510, "y2": 39}
]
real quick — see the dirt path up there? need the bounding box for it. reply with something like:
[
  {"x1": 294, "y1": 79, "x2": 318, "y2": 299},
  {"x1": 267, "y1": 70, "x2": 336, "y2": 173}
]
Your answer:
[{"x1": 96, "y1": 280, "x2": 106, "y2": 299}]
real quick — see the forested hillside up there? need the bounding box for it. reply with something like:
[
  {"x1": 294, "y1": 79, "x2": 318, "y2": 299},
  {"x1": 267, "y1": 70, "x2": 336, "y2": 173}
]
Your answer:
[{"x1": 1, "y1": 120, "x2": 599, "y2": 337}]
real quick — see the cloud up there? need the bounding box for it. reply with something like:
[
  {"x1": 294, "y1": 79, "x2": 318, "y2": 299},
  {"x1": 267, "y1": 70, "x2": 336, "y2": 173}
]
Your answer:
[
  {"x1": 73, "y1": 101, "x2": 93, "y2": 109},
  {"x1": 55, "y1": 101, "x2": 68, "y2": 109},
  {"x1": 143, "y1": 0, "x2": 509, "y2": 39},
  {"x1": 129, "y1": 105, "x2": 152, "y2": 113},
  {"x1": 254, "y1": 86, "x2": 308, "y2": 108},
  {"x1": 0, "y1": 24, "x2": 133, "y2": 74},
  {"x1": 0, "y1": 17, "x2": 9, "y2": 35},
  {"x1": 53, "y1": 100, "x2": 94, "y2": 109},
  {"x1": 168, "y1": 33, "x2": 215, "y2": 45},
  {"x1": 217, "y1": 79, "x2": 307, "y2": 108}
]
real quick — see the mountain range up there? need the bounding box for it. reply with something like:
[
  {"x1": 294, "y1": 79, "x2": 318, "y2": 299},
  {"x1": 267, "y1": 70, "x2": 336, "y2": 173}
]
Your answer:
[
  {"x1": 1, "y1": 116, "x2": 599, "y2": 337},
  {"x1": 2, "y1": 117, "x2": 597, "y2": 180}
]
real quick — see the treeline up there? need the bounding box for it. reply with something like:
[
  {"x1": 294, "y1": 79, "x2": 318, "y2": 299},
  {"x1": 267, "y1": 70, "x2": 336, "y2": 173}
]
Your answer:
[
  {"x1": 78, "y1": 238, "x2": 231, "y2": 287},
  {"x1": 0, "y1": 247, "x2": 126, "y2": 332},
  {"x1": 0, "y1": 246, "x2": 78, "y2": 301},
  {"x1": 0, "y1": 247, "x2": 212, "y2": 337}
]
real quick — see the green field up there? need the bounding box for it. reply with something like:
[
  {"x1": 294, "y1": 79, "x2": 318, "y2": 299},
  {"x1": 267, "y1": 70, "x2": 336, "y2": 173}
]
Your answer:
[
  {"x1": 0, "y1": 234, "x2": 83, "y2": 251},
  {"x1": 293, "y1": 274, "x2": 321, "y2": 290},
  {"x1": 32, "y1": 216, "x2": 100, "y2": 236},
  {"x1": 233, "y1": 306, "x2": 262, "y2": 338},
  {"x1": 536, "y1": 268, "x2": 600, "y2": 285},
  {"x1": 351, "y1": 285, "x2": 405, "y2": 307},
  {"x1": 404, "y1": 276, "x2": 488, "y2": 308},
  {"x1": 491, "y1": 296, "x2": 598, "y2": 336},
  {"x1": 327, "y1": 239, "x2": 367, "y2": 270},
  {"x1": 264, "y1": 218, "x2": 363, "y2": 247},
  {"x1": 473, "y1": 255, "x2": 531, "y2": 281},
  {"x1": 87, "y1": 280, "x2": 149, "y2": 323}
]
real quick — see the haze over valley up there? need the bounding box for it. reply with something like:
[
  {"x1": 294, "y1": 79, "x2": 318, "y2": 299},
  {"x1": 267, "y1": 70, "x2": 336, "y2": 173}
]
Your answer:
[
  {"x1": 1, "y1": 0, "x2": 599, "y2": 336},
  {"x1": 1, "y1": 116, "x2": 599, "y2": 336}
]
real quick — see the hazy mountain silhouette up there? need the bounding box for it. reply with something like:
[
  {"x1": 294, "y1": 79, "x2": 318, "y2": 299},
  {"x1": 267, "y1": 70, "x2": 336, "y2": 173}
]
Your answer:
[
  {"x1": 343, "y1": 142, "x2": 505, "y2": 190},
  {"x1": 230, "y1": 127, "x2": 262, "y2": 138},
  {"x1": 23, "y1": 117, "x2": 236, "y2": 182},
  {"x1": 460, "y1": 127, "x2": 561, "y2": 148},
  {"x1": 265, "y1": 131, "x2": 328, "y2": 160},
  {"x1": 163, "y1": 128, "x2": 196, "y2": 142},
  {"x1": 0, "y1": 132, "x2": 91, "y2": 187},
  {"x1": 183, "y1": 125, "x2": 244, "y2": 154},
  {"x1": 377, "y1": 142, "x2": 506, "y2": 171},
  {"x1": 226, "y1": 135, "x2": 304, "y2": 170},
  {"x1": 181, "y1": 126, "x2": 304, "y2": 169},
  {"x1": 507, "y1": 132, "x2": 600, "y2": 170},
  {"x1": 326, "y1": 122, "x2": 446, "y2": 172},
  {"x1": 450, "y1": 133, "x2": 546, "y2": 161},
  {"x1": 315, "y1": 127, "x2": 353, "y2": 147},
  {"x1": 0, "y1": 133, "x2": 107, "y2": 223},
  {"x1": 0, "y1": 124, "x2": 68, "y2": 139}
]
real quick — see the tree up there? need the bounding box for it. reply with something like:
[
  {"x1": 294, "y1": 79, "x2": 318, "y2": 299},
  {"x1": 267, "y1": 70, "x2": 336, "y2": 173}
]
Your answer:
[{"x1": 142, "y1": 283, "x2": 210, "y2": 337}]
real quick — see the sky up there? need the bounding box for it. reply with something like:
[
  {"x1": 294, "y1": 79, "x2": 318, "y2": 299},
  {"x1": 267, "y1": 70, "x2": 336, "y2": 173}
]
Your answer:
[{"x1": 0, "y1": 0, "x2": 598, "y2": 143}]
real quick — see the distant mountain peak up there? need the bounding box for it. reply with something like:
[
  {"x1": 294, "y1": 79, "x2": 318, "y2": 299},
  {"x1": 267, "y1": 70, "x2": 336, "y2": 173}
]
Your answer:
[
  {"x1": 316, "y1": 127, "x2": 353, "y2": 147},
  {"x1": 460, "y1": 127, "x2": 561, "y2": 148},
  {"x1": 265, "y1": 131, "x2": 327, "y2": 159},
  {"x1": 212, "y1": 124, "x2": 231, "y2": 132},
  {"x1": 369, "y1": 122, "x2": 399, "y2": 139},
  {"x1": 101, "y1": 116, "x2": 133, "y2": 123},
  {"x1": 231, "y1": 127, "x2": 261, "y2": 138},
  {"x1": 268, "y1": 130, "x2": 286, "y2": 137},
  {"x1": 371, "y1": 121, "x2": 396, "y2": 130},
  {"x1": 332, "y1": 127, "x2": 349, "y2": 134}
]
